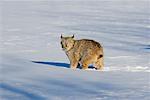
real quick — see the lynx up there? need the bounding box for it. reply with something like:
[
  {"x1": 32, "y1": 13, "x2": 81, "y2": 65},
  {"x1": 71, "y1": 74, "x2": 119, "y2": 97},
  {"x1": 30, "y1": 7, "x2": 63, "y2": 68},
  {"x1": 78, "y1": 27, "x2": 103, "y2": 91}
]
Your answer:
[{"x1": 60, "y1": 35, "x2": 104, "y2": 70}]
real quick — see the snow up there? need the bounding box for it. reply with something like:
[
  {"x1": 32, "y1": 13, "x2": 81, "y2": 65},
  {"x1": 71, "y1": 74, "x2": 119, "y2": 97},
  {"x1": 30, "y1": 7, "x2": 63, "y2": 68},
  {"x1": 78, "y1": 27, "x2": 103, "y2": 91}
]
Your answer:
[{"x1": 0, "y1": 0, "x2": 150, "y2": 100}]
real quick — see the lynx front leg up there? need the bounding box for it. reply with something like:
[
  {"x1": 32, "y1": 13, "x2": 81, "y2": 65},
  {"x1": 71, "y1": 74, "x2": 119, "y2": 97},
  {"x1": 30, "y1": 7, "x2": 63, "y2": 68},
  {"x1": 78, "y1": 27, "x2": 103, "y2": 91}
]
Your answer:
[
  {"x1": 70, "y1": 58, "x2": 79, "y2": 70},
  {"x1": 81, "y1": 57, "x2": 92, "y2": 70},
  {"x1": 67, "y1": 51, "x2": 80, "y2": 70},
  {"x1": 82, "y1": 63, "x2": 89, "y2": 70}
]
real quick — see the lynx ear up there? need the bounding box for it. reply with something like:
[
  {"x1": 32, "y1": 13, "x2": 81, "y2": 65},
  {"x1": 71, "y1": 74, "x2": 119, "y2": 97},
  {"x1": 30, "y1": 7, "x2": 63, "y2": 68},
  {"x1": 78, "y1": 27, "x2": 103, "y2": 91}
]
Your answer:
[
  {"x1": 72, "y1": 34, "x2": 74, "y2": 38},
  {"x1": 61, "y1": 34, "x2": 63, "y2": 38}
]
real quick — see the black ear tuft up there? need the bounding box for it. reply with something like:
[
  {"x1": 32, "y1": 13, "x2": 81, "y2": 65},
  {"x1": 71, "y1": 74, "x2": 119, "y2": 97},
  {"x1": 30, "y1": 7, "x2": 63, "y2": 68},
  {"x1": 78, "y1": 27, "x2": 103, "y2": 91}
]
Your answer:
[
  {"x1": 61, "y1": 34, "x2": 63, "y2": 38},
  {"x1": 72, "y1": 34, "x2": 74, "y2": 38}
]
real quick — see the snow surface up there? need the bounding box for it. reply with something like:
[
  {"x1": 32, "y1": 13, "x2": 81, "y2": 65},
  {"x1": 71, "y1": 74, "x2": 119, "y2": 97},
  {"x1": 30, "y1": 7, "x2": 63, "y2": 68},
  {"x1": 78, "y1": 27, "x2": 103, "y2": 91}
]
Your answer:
[{"x1": 0, "y1": 0, "x2": 150, "y2": 100}]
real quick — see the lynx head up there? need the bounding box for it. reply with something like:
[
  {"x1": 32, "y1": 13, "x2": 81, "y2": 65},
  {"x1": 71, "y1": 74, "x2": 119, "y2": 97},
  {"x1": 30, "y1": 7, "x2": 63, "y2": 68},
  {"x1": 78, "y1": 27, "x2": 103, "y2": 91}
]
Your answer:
[{"x1": 60, "y1": 34, "x2": 75, "y2": 51}]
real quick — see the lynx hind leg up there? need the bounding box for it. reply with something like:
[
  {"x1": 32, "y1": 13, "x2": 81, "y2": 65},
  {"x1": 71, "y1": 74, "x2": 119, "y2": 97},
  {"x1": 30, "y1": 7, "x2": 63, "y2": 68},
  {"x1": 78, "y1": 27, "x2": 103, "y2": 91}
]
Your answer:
[{"x1": 94, "y1": 57, "x2": 104, "y2": 70}]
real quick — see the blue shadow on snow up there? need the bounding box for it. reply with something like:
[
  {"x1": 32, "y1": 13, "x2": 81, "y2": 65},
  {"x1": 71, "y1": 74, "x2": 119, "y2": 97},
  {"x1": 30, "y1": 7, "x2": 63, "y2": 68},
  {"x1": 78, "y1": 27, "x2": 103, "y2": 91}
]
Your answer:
[
  {"x1": 32, "y1": 61, "x2": 95, "y2": 69},
  {"x1": 32, "y1": 61, "x2": 70, "y2": 68}
]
